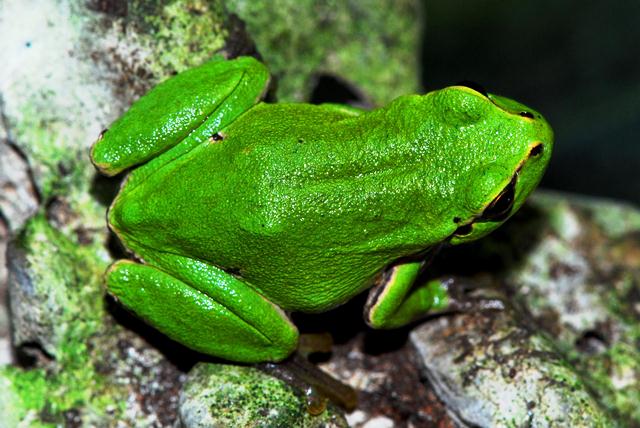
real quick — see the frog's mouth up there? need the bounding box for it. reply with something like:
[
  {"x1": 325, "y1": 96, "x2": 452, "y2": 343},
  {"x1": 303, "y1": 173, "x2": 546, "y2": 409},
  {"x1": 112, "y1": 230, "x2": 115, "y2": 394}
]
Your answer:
[{"x1": 448, "y1": 139, "x2": 545, "y2": 245}]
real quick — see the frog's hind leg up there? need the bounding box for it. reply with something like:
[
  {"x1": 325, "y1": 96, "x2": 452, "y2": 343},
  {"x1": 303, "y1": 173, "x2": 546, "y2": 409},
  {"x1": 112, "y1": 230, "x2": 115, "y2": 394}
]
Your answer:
[
  {"x1": 91, "y1": 56, "x2": 270, "y2": 177},
  {"x1": 105, "y1": 257, "x2": 299, "y2": 363}
]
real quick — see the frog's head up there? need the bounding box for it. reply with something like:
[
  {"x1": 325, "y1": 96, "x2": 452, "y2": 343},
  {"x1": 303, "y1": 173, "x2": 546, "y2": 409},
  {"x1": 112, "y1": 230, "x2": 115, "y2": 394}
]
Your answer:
[{"x1": 427, "y1": 84, "x2": 554, "y2": 246}]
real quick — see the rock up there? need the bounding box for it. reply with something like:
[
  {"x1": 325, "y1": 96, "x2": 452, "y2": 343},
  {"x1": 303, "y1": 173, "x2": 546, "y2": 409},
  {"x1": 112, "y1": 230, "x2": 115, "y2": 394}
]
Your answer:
[
  {"x1": 411, "y1": 308, "x2": 611, "y2": 427},
  {"x1": 7, "y1": 1, "x2": 638, "y2": 426},
  {"x1": 7, "y1": 215, "x2": 97, "y2": 359},
  {"x1": 0, "y1": 142, "x2": 39, "y2": 309},
  {"x1": 317, "y1": 328, "x2": 455, "y2": 427},
  {"x1": 179, "y1": 363, "x2": 348, "y2": 427},
  {"x1": 509, "y1": 193, "x2": 640, "y2": 423},
  {"x1": 226, "y1": 0, "x2": 420, "y2": 104},
  {"x1": 410, "y1": 191, "x2": 640, "y2": 426},
  {"x1": 0, "y1": 142, "x2": 39, "y2": 233},
  {"x1": 3, "y1": 212, "x2": 187, "y2": 425},
  {"x1": 0, "y1": 219, "x2": 11, "y2": 365},
  {"x1": 0, "y1": 1, "x2": 423, "y2": 425}
]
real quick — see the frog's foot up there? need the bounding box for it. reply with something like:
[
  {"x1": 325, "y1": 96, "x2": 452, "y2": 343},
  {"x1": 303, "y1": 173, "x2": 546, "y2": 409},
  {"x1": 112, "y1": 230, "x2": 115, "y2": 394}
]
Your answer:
[
  {"x1": 105, "y1": 257, "x2": 298, "y2": 363},
  {"x1": 258, "y1": 352, "x2": 358, "y2": 413},
  {"x1": 365, "y1": 260, "x2": 506, "y2": 329},
  {"x1": 365, "y1": 260, "x2": 449, "y2": 329}
]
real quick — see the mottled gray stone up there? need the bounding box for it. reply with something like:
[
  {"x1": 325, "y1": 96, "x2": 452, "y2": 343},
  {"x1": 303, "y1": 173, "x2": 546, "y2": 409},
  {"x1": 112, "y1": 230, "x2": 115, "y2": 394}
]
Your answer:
[{"x1": 179, "y1": 363, "x2": 348, "y2": 428}]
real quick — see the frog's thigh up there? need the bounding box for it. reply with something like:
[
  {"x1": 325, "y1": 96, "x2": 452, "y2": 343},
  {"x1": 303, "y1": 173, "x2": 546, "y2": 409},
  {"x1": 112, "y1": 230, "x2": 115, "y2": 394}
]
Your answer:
[
  {"x1": 106, "y1": 260, "x2": 298, "y2": 363},
  {"x1": 365, "y1": 261, "x2": 448, "y2": 329}
]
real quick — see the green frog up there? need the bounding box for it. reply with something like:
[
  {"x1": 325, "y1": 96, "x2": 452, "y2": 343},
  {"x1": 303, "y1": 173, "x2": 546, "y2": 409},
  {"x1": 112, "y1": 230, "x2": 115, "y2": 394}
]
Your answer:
[{"x1": 91, "y1": 56, "x2": 553, "y2": 363}]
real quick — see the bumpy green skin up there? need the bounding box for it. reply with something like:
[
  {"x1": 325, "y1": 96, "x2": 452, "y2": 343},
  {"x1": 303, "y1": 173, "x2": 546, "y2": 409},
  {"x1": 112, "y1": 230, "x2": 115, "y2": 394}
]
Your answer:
[{"x1": 91, "y1": 56, "x2": 553, "y2": 363}]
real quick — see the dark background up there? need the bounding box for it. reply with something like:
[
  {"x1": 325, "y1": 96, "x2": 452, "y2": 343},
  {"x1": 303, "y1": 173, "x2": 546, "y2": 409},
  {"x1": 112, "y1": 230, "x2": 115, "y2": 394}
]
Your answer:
[{"x1": 421, "y1": 1, "x2": 640, "y2": 205}]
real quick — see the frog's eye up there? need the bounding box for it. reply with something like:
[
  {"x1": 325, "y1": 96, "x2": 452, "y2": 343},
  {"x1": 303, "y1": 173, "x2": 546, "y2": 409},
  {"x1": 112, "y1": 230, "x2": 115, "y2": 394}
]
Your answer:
[
  {"x1": 481, "y1": 176, "x2": 516, "y2": 222},
  {"x1": 455, "y1": 80, "x2": 489, "y2": 97},
  {"x1": 528, "y1": 143, "x2": 544, "y2": 158},
  {"x1": 453, "y1": 223, "x2": 473, "y2": 237},
  {"x1": 519, "y1": 111, "x2": 535, "y2": 119}
]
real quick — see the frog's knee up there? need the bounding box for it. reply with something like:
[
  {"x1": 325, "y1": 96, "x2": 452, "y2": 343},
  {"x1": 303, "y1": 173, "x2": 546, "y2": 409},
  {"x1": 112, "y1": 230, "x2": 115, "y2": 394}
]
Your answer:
[
  {"x1": 108, "y1": 195, "x2": 145, "y2": 234},
  {"x1": 104, "y1": 260, "x2": 139, "y2": 296},
  {"x1": 268, "y1": 328, "x2": 299, "y2": 362}
]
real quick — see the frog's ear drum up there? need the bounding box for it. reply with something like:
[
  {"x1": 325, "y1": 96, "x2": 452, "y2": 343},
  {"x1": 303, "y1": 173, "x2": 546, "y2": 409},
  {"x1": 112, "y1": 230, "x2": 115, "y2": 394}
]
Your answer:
[{"x1": 437, "y1": 86, "x2": 491, "y2": 126}]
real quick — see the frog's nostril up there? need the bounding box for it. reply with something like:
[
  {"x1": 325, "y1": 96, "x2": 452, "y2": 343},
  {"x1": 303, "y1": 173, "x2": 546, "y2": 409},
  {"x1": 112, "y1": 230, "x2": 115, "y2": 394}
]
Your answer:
[{"x1": 209, "y1": 132, "x2": 224, "y2": 143}]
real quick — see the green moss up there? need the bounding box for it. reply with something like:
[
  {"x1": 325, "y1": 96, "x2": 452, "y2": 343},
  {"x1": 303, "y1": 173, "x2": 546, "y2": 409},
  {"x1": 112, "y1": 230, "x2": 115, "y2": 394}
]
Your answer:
[
  {"x1": 141, "y1": 0, "x2": 229, "y2": 76},
  {"x1": 13, "y1": 103, "x2": 90, "y2": 201},
  {"x1": 585, "y1": 200, "x2": 640, "y2": 239},
  {"x1": 205, "y1": 366, "x2": 309, "y2": 423},
  {"x1": 182, "y1": 364, "x2": 348, "y2": 427},
  {"x1": 226, "y1": 0, "x2": 420, "y2": 103},
  {"x1": 5, "y1": 1, "x2": 414, "y2": 424},
  {"x1": 2, "y1": 366, "x2": 48, "y2": 413},
  {"x1": 576, "y1": 321, "x2": 640, "y2": 422},
  {"x1": 4, "y1": 214, "x2": 125, "y2": 423},
  {"x1": 522, "y1": 194, "x2": 640, "y2": 425}
]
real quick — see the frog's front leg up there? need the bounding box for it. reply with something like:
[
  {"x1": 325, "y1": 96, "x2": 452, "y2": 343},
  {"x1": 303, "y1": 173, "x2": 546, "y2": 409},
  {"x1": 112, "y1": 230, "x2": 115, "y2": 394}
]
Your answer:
[
  {"x1": 105, "y1": 254, "x2": 298, "y2": 363},
  {"x1": 364, "y1": 259, "x2": 449, "y2": 329}
]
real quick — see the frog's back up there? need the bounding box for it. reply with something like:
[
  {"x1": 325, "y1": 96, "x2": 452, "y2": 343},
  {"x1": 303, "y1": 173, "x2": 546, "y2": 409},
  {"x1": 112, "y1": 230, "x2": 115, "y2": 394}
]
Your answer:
[
  {"x1": 198, "y1": 103, "x2": 393, "y2": 310},
  {"x1": 113, "y1": 100, "x2": 444, "y2": 312}
]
